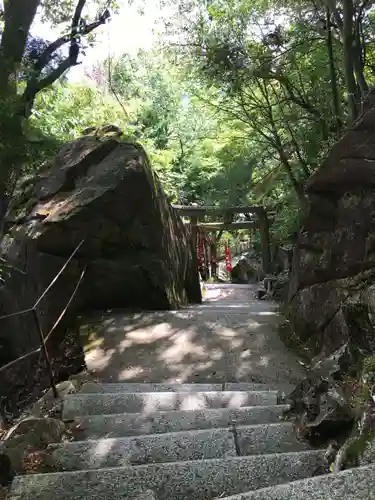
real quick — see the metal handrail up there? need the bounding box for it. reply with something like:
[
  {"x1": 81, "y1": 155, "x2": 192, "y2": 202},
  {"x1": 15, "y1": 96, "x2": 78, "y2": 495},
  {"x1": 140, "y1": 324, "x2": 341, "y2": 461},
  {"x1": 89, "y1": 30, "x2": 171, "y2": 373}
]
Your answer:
[{"x1": 0, "y1": 240, "x2": 86, "y2": 399}]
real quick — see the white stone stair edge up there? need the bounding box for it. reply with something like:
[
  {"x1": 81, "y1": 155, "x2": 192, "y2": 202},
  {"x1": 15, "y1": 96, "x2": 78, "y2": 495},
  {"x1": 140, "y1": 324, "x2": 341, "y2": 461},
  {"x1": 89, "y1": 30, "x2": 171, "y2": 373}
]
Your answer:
[
  {"x1": 76, "y1": 382, "x2": 295, "y2": 396},
  {"x1": 56, "y1": 421, "x2": 300, "y2": 444},
  {"x1": 62, "y1": 390, "x2": 282, "y2": 420},
  {"x1": 79, "y1": 382, "x2": 223, "y2": 393},
  {"x1": 46, "y1": 422, "x2": 311, "y2": 472},
  {"x1": 68, "y1": 404, "x2": 291, "y2": 439},
  {"x1": 70, "y1": 404, "x2": 291, "y2": 420},
  {"x1": 8, "y1": 450, "x2": 328, "y2": 500},
  {"x1": 218, "y1": 463, "x2": 375, "y2": 499}
]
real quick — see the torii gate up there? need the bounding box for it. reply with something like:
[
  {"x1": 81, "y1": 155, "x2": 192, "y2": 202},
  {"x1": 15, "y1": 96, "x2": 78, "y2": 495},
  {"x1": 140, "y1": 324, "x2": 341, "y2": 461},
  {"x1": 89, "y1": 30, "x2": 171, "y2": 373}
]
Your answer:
[{"x1": 173, "y1": 205, "x2": 271, "y2": 275}]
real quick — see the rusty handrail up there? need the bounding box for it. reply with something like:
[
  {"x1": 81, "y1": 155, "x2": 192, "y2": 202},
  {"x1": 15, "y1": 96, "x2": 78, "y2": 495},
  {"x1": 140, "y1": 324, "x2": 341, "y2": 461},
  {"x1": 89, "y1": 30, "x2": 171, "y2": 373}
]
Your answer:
[
  {"x1": 44, "y1": 266, "x2": 87, "y2": 344},
  {"x1": 0, "y1": 240, "x2": 86, "y2": 399},
  {"x1": 33, "y1": 240, "x2": 85, "y2": 309}
]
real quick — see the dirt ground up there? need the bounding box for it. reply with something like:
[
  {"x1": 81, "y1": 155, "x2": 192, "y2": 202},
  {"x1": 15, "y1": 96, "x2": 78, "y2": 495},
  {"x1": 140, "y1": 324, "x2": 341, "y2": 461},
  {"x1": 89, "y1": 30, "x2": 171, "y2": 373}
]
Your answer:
[{"x1": 79, "y1": 284, "x2": 305, "y2": 386}]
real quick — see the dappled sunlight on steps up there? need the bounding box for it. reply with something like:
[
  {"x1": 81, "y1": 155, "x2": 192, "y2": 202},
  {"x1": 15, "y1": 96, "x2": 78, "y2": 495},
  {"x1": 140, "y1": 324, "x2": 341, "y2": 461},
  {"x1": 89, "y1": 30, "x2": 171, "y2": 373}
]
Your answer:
[
  {"x1": 8, "y1": 380, "x2": 374, "y2": 499},
  {"x1": 8, "y1": 286, "x2": 374, "y2": 499},
  {"x1": 79, "y1": 285, "x2": 303, "y2": 386}
]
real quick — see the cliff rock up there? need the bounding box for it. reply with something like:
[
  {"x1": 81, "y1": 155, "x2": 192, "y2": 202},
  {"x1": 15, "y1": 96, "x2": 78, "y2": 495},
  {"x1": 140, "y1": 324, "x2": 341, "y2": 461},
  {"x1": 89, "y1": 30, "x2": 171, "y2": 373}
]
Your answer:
[
  {"x1": 0, "y1": 132, "x2": 201, "y2": 415},
  {"x1": 288, "y1": 107, "x2": 375, "y2": 359}
]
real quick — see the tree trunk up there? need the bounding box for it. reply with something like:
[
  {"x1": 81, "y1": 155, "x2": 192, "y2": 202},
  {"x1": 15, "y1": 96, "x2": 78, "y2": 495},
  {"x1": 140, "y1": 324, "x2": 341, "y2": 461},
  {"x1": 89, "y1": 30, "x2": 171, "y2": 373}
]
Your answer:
[
  {"x1": 353, "y1": 14, "x2": 368, "y2": 101},
  {"x1": 0, "y1": 112, "x2": 25, "y2": 236},
  {"x1": 326, "y1": 5, "x2": 342, "y2": 136},
  {"x1": 0, "y1": 0, "x2": 40, "y2": 95},
  {"x1": 342, "y1": 0, "x2": 358, "y2": 125},
  {"x1": 258, "y1": 78, "x2": 308, "y2": 210},
  {"x1": 278, "y1": 150, "x2": 307, "y2": 211},
  {"x1": 0, "y1": 0, "x2": 109, "y2": 240},
  {"x1": 0, "y1": 0, "x2": 40, "y2": 236},
  {"x1": 258, "y1": 207, "x2": 271, "y2": 275},
  {"x1": 353, "y1": 54, "x2": 368, "y2": 98}
]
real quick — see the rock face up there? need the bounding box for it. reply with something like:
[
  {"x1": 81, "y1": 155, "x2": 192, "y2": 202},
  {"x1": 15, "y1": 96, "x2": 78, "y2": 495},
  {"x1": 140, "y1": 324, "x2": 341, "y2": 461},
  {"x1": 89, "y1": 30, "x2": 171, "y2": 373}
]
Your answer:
[
  {"x1": 0, "y1": 416, "x2": 65, "y2": 477},
  {"x1": 289, "y1": 377, "x2": 354, "y2": 445},
  {"x1": 273, "y1": 245, "x2": 294, "y2": 275},
  {"x1": 0, "y1": 132, "x2": 201, "y2": 415},
  {"x1": 231, "y1": 252, "x2": 261, "y2": 284},
  {"x1": 288, "y1": 106, "x2": 375, "y2": 358},
  {"x1": 8, "y1": 136, "x2": 201, "y2": 310},
  {"x1": 286, "y1": 346, "x2": 355, "y2": 447}
]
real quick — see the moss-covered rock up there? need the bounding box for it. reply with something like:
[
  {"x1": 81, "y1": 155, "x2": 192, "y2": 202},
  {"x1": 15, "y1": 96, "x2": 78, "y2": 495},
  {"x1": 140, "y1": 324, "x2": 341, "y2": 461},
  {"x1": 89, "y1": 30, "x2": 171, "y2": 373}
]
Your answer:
[
  {"x1": 287, "y1": 105, "x2": 375, "y2": 360},
  {"x1": 1, "y1": 130, "x2": 201, "y2": 416}
]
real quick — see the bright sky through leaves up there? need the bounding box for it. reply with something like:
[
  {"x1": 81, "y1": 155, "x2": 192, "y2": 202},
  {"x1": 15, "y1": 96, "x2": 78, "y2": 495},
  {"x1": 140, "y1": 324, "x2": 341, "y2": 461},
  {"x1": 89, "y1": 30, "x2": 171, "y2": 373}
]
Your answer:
[{"x1": 32, "y1": 1, "x2": 171, "y2": 82}]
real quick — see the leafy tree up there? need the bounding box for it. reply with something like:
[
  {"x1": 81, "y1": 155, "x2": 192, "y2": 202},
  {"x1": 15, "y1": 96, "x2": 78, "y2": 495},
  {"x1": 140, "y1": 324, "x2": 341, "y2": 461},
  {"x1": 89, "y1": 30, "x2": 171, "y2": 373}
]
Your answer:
[
  {"x1": 105, "y1": 48, "x2": 285, "y2": 220},
  {"x1": 161, "y1": 0, "x2": 374, "y2": 222},
  {"x1": 0, "y1": 0, "x2": 113, "y2": 235},
  {"x1": 32, "y1": 83, "x2": 128, "y2": 140},
  {"x1": 10, "y1": 0, "x2": 371, "y2": 248},
  {"x1": 106, "y1": 51, "x2": 226, "y2": 203}
]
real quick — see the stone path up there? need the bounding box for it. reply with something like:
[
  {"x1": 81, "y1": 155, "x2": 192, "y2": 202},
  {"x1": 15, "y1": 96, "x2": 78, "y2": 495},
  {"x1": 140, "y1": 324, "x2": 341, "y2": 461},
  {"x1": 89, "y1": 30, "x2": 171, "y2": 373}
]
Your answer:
[
  {"x1": 9, "y1": 284, "x2": 375, "y2": 499},
  {"x1": 82, "y1": 284, "x2": 305, "y2": 387}
]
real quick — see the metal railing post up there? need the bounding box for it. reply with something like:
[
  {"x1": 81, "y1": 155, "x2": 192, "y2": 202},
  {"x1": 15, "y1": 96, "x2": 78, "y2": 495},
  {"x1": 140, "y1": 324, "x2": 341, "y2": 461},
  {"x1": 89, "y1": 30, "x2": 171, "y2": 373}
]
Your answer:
[
  {"x1": 0, "y1": 240, "x2": 86, "y2": 407},
  {"x1": 31, "y1": 309, "x2": 58, "y2": 398}
]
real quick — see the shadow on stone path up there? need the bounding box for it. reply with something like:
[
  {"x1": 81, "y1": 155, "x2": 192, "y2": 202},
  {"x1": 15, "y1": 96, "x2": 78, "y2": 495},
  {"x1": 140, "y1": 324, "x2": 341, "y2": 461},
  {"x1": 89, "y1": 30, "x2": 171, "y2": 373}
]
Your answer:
[{"x1": 79, "y1": 284, "x2": 306, "y2": 385}]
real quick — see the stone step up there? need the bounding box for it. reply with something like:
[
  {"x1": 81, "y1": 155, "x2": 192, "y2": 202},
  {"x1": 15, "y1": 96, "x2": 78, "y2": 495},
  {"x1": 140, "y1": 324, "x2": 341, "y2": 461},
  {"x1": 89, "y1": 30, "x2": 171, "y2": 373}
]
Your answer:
[
  {"x1": 220, "y1": 464, "x2": 375, "y2": 499},
  {"x1": 130, "y1": 494, "x2": 156, "y2": 500},
  {"x1": 63, "y1": 391, "x2": 279, "y2": 420},
  {"x1": 49, "y1": 427, "x2": 237, "y2": 470},
  {"x1": 78, "y1": 382, "x2": 223, "y2": 393},
  {"x1": 224, "y1": 383, "x2": 295, "y2": 397},
  {"x1": 72, "y1": 405, "x2": 290, "y2": 439},
  {"x1": 235, "y1": 423, "x2": 310, "y2": 455},
  {"x1": 78, "y1": 382, "x2": 295, "y2": 396},
  {"x1": 48, "y1": 423, "x2": 309, "y2": 471},
  {"x1": 9, "y1": 450, "x2": 327, "y2": 500}
]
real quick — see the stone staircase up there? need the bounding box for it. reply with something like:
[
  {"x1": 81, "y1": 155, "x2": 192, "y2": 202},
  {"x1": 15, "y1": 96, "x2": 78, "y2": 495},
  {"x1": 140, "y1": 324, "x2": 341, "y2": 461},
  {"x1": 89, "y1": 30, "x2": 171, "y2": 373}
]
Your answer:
[{"x1": 8, "y1": 381, "x2": 374, "y2": 500}]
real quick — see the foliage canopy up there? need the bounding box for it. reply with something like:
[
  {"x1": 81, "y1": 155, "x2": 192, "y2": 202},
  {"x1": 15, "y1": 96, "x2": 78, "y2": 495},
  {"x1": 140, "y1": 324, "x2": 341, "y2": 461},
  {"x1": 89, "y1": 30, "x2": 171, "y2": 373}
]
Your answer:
[{"x1": 1, "y1": 0, "x2": 375, "y2": 245}]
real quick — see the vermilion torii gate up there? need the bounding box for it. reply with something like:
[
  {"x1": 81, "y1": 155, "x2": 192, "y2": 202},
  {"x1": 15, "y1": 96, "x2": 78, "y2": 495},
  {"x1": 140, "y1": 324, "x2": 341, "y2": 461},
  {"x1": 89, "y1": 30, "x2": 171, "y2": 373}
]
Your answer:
[{"x1": 173, "y1": 205, "x2": 271, "y2": 275}]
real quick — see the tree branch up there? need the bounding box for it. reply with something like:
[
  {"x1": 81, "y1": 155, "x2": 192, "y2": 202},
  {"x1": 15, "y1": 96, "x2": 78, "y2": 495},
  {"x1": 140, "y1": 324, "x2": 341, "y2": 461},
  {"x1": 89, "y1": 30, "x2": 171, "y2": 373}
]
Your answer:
[
  {"x1": 353, "y1": 6, "x2": 369, "y2": 97},
  {"x1": 342, "y1": 0, "x2": 358, "y2": 124},
  {"x1": 272, "y1": 84, "x2": 312, "y2": 178},
  {"x1": 256, "y1": 78, "x2": 307, "y2": 206},
  {"x1": 326, "y1": 4, "x2": 342, "y2": 136},
  {"x1": 237, "y1": 90, "x2": 278, "y2": 147},
  {"x1": 20, "y1": 0, "x2": 110, "y2": 117},
  {"x1": 272, "y1": 73, "x2": 320, "y2": 117}
]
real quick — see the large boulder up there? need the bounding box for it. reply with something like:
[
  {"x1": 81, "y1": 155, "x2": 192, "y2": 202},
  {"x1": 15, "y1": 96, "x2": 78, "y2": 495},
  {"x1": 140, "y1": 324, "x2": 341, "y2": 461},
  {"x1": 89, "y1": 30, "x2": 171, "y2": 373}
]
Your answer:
[
  {"x1": 7, "y1": 135, "x2": 201, "y2": 310},
  {"x1": 287, "y1": 106, "x2": 375, "y2": 358},
  {"x1": 0, "y1": 132, "x2": 201, "y2": 415},
  {"x1": 273, "y1": 244, "x2": 294, "y2": 274},
  {"x1": 288, "y1": 372, "x2": 354, "y2": 446},
  {"x1": 231, "y1": 251, "x2": 261, "y2": 284}
]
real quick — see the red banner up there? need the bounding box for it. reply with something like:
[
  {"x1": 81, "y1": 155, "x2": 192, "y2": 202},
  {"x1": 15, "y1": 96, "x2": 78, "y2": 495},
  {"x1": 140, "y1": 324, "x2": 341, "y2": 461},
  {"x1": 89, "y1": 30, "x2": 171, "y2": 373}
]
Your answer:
[
  {"x1": 225, "y1": 241, "x2": 232, "y2": 272},
  {"x1": 197, "y1": 234, "x2": 205, "y2": 264}
]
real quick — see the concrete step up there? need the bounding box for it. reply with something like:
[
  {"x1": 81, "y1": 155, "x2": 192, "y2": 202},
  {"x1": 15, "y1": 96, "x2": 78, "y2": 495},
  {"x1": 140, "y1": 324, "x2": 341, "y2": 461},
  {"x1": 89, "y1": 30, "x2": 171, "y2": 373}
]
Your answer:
[
  {"x1": 72, "y1": 405, "x2": 290, "y2": 439},
  {"x1": 236, "y1": 423, "x2": 310, "y2": 455},
  {"x1": 48, "y1": 423, "x2": 309, "y2": 471},
  {"x1": 130, "y1": 494, "x2": 156, "y2": 500},
  {"x1": 9, "y1": 450, "x2": 327, "y2": 500},
  {"x1": 220, "y1": 464, "x2": 375, "y2": 499},
  {"x1": 78, "y1": 382, "x2": 295, "y2": 396},
  {"x1": 132, "y1": 493, "x2": 156, "y2": 500},
  {"x1": 78, "y1": 382, "x2": 223, "y2": 393},
  {"x1": 63, "y1": 391, "x2": 279, "y2": 420},
  {"x1": 49, "y1": 427, "x2": 237, "y2": 470},
  {"x1": 224, "y1": 383, "x2": 295, "y2": 397}
]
